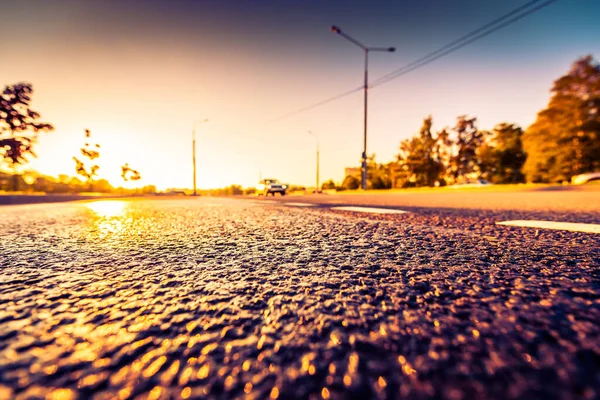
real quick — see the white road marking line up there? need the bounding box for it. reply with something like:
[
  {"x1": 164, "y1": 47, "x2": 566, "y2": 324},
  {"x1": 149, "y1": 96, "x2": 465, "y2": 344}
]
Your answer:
[
  {"x1": 331, "y1": 206, "x2": 409, "y2": 214},
  {"x1": 284, "y1": 202, "x2": 316, "y2": 207},
  {"x1": 496, "y1": 220, "x2": 600, "y2": 234}
]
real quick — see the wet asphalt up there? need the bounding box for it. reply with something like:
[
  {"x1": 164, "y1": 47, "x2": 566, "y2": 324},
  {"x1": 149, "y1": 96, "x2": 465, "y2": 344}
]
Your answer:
[{"x1": 0, "y1": 197, "x2": 598, "y2": 400}]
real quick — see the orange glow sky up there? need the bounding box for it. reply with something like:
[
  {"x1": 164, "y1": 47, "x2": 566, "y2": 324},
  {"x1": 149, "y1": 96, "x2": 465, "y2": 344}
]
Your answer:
[{"x1": 1, "y1": 0, "x2": 599, "y2": 190}]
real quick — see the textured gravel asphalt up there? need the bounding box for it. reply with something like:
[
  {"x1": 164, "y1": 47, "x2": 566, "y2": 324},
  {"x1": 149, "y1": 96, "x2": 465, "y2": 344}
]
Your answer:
[{"x1": 0, "y1": 197, "x2": 599, "y2": 400}]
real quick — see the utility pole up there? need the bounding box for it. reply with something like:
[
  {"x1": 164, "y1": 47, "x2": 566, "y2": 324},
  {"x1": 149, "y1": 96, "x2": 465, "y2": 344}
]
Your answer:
[
  {"x1": 330, "y1": 25, "x2": 395, "y2": 190},
  {"x1": 192, "y1": 128, "x2": 197, "y2": 196},
  {"x1": 192, "y1": 119, "x2": 209, "y2": 196},
  {"x1": 308, "y1": 130, "x2": 320, "y2": 193}
]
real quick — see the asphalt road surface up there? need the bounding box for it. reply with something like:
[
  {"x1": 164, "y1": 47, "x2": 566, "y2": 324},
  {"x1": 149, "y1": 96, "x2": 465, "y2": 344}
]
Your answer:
[{"x1": 0, "y1": 194, "x2": 598, "y2": 399}]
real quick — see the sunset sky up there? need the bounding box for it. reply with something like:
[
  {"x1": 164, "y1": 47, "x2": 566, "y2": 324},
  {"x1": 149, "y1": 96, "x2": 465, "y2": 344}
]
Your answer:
[{"x1": 1, "y1": 0, "x2": 599, "y2": 190}]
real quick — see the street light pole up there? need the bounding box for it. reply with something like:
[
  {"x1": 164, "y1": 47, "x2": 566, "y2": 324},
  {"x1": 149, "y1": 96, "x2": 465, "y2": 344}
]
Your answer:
[
  {"x1": 308, "y1": 130, "x2": 320, "y2": 193},
  {"x1": 330, "y1": 25, "x2": 395, "y2": 190},
  {"x1": 192, "y1": 119, "x2": 209, "y2": 196}
]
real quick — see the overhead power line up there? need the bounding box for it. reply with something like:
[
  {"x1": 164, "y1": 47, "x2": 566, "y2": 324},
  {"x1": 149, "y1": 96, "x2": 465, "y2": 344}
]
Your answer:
[
  {"x1": 265, "y1": 86, "x2": 363, "y2": 124},
  {"x1": 370, "y1": 0, "x2": 558, "y2": 88},
  {"x1": 264, "y1": 0, "x2": 559, "y2": 124}
]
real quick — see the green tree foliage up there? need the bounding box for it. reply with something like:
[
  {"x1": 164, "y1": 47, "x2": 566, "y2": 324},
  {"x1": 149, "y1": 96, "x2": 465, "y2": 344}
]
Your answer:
[
  {"x1": 523, "y1": 56, "x2": 600, "y2": 182},
  {"x1": 0, "y1": 83, "x2": 54, "y2": 190},
  {"x1": 479, "y1": 123, "x2": 527, "y2": 183}
]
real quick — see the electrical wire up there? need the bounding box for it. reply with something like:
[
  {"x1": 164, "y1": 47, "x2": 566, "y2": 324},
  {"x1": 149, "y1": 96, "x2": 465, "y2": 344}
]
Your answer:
[
  {"x1": 258, "y1": 0, "x2": 559, "y2": 123},
  {"x1": 370, "y1": 0, "x2": 558, "y2": 88}
]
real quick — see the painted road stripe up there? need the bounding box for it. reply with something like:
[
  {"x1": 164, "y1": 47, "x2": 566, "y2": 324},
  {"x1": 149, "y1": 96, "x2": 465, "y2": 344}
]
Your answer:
[
  {"x1": 284, "y1": 202, "x2": 316, "y2": 207},
  {"x1": 497, "y1": 220, "x2": 600, "y2": 234},
  {"x1": 331, "y1": 206, "x2": 408, "y2": 214}
]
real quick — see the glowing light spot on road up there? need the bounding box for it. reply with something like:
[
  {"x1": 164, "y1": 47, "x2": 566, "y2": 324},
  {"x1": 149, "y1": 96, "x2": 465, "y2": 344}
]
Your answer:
[
  {"x1": 270, "y1": 386, "x2": 279, "y2": 399},
  {"x1": 148, "y1": 386, "x2": 163, "y2": 400},
  {"x1": 378, "y1": 376, "x2": 387, "y2": 388},
  {"x1": 79, "y1": 373, "x2": 105, "y2": 388},
  {"x1": 322, "y1": 387, "x2": 331, "y2": 399},
  {"x1": 85, "y1": 200, "x2": 127, "y2": 218},
  {"x1": 540, "y1": 299, "x2": 552, "y2": 307},
  {"x1": 118, "y1": 387, "x2": 132, "y2": 400},
  {"x1": 144, "y1": 356, "x2": 167, "y2": 378},
  {"x1": 181, "y1": 387, "x2": 191, "y2": 399},
  {"x1": 472, "y1": 329, "x2": 480, "y2": 338},
  {"x1": 47, "y1": 388, "x2": 75, "y2": 400},
  {"x1": 242, "y1": 360, "x2": 252, "y2": 371},
  {"x1": 0, "y1": 386, "x2": 13, "y2": 400},
  {"x1": 224, "y1": 375, "x2": 234, "y2": 389},
  {"x1": 44, "y1": 365, "x2": 58, "y2": 375},
  {"x1": 344, "y1": 375, "x2": 352, "y2": 387},
  {"x1": 330, "y1": 332, "x2": 342, "y2": 345},
  {"x1": 186, "y1": 322, "x2": 197, "y2": 332},
  {"x1": 402, "y1": 364, "x2": 417, "y2": 376},
  {"x1": 331, "y1": 206, "x2": 409, "y2": 214},
  {"x1": 328, "y1": 363, "x2": 336, "y2": 374},
  {"x1": 496, "y1": 220, "x2": 600, "y2": 234},
  {"x1": 179, "y1": 367, "x2": 193, "y2": 385},
  {"x1": 257, "y1": 335, "x2": 266, "y2": 350},
  {"x1": 197, "y1": 364, "x2": 210, "y2": 379},
  {"x1": 348, "y1": 353, "x2": 359, "y2": 373},
  {"x1": 93, "y1": 358, "x2": 111, "y2": 368},
  {"x1": 244, "y1": 382, "x2": 253, "y2": 394}
]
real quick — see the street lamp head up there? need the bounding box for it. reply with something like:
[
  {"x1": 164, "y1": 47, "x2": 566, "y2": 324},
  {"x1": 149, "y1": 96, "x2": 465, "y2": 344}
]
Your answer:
[
  {"x1": 330, "y1": 25, "x2": 341, "y2": 34},
  {"x1": 388, "y1": 47, "x2": 396, "y2": 52}
]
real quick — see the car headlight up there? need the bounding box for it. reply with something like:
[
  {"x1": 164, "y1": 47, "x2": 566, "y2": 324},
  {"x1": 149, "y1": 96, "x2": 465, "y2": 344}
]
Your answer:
[
  {"x1": 283, "y1": 185, "x2": 287, "y2": 189},
  {"x1": 267, "y1": 184, "x2": 272, "y2": 189}
]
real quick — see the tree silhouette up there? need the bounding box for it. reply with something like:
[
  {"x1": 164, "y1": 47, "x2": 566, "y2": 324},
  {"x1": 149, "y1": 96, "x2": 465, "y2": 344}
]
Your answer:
[
  {"x1": 73, "y1": 129, "x2": 100, "y2": 190},
  {"x1": 121, "y1": 163, "x2": 141, "y2": 182},
  {"x1": 0, "y1": 83, "x2": 54, "y2": 190}
]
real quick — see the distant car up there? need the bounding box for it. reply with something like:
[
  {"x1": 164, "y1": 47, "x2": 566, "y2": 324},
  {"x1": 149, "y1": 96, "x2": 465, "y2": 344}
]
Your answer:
[
  {"x1": 451, "y1": 178, "x2": 492, "y2": 188},
  {"x1": 571, "y1": 172, "x2": 600, "y2": 185},
  {"x1": 257, "y1": 178, "x2": 288, "y2": 196}
]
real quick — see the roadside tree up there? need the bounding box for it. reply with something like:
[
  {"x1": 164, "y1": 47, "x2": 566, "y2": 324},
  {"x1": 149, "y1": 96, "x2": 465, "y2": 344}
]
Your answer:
[
  {"x1": 73, "y1": 129, "x2": 100, "y2": 191},
  {"x1": 121, "y1": 163, "x2": 141, "y2": 182},
  {"x1": 397, "y1": 116, "x2": 444, "y2": 187},
  {"x1": 341, "y1": 175, "x2": 360, "y2": 190},
  {"x1": 447, "y1": 116, "x2": 485, "y2": 183},
  {"x1": 479, "y1": 123, "x2": 527, "y2": 183},
  {"x1": 523, "y1": 55, "x2": 600, "y2": 182},
  {"x1": 0, "y1": 83, "x2": 54, "y2": 190}
]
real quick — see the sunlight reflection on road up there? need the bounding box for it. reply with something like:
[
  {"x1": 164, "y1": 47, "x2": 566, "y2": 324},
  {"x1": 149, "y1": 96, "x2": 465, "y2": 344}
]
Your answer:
[
  {"x1": 85, "y1": 200, "x2": 128, "y2": 218},
  {"x1": 85, "y1": 200, "x2": 129, "y2": 237}
]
